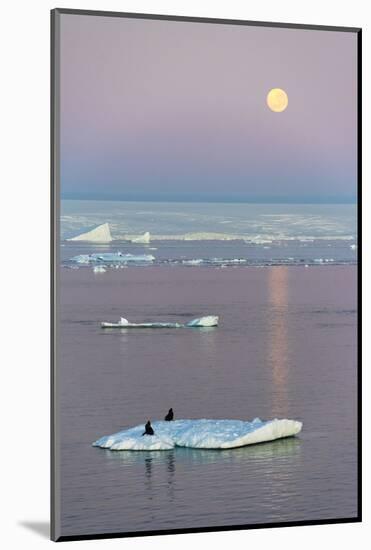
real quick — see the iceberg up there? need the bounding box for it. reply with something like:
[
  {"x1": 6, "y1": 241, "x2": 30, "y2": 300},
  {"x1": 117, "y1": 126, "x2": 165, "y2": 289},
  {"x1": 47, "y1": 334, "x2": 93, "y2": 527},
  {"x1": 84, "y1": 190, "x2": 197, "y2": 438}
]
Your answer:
[
  {"x1": 131, "y1": 231, "x2": 151, "y2": 244},
  {"x1": 101, "y1": 315, "x2": 219, "y2": 329},
  {"x1": 71, "y1": 252, "x2": 155, "y2": 264},
  {"x1": 93, "y1": 418, "x2": 303, "y2": 451},
  {"x1": 67, "y1": 223, "x2": 112, "y2": 243}
]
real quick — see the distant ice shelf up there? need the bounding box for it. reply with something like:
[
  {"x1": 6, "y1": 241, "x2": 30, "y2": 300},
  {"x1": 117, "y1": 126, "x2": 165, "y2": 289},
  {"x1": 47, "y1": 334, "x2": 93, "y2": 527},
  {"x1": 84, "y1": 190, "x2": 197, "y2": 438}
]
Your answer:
[
  {"x1": 101, "y1": 315, "x2": 219, "y2": 329},
  {"x1": 93, "y1": 418, "x2": 303, "y2": 451}
]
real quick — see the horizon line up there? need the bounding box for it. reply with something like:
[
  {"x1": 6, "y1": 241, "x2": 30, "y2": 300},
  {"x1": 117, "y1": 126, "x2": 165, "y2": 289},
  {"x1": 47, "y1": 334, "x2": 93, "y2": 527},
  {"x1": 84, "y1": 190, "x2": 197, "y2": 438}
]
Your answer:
[{"x1": 61, "y1": 195, "x2": 357, "y2": 205}]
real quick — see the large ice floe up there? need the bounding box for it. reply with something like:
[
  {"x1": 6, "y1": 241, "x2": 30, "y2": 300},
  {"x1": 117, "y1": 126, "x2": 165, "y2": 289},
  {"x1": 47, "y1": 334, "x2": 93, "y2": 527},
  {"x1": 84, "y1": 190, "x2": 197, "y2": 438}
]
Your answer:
[
  {"x1": 101, "y1": 315, "x2": 219, "y2": 328},
  {"x1": 71, "y1": 252, "x2": 155, "y2": 264},
  {"x1": 67, "y1": 223, "x2": 112, "y2": 243},
  {"x1": 93, "y1": 418, "x2": 303, "y2": 451}
]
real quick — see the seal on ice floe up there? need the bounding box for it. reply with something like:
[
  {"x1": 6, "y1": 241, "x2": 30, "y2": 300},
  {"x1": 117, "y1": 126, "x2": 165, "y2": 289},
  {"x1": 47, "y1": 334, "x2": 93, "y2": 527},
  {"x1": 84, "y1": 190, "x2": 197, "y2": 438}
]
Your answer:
[
  {"x1": 164, "y1": 408, "x2": 174, "y2": 421},
  {"x1": 142, "y1": 420, "x2": 155, "y2": 436}
]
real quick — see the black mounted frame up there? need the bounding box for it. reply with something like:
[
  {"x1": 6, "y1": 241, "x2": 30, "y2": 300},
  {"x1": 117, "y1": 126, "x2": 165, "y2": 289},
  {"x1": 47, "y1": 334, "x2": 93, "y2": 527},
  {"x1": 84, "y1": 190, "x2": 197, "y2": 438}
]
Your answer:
[{"x1": 51, "y1": 8, "x2": 362, "y2": 542}]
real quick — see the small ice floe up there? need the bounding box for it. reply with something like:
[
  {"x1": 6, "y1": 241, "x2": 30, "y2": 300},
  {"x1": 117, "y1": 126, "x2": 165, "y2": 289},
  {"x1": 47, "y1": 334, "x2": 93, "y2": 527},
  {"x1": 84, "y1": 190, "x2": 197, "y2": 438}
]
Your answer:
[
  {"x1": 182, "y1": 259, "x2": 204, "y2": 265},
  {"x1": 93, "y1": 265, "x2": 107, "y2": 273},
  {"x1": 93, "y1": 418, "x2": 303, "y2": 451},
  {"x1": 314, "y1": 258, "x2": 334, "y2": 264},
  {"x1": 101, "y1": 315, "x2": 219, "y2": 329},
  {"x1": 350, "y1": 244, "x2": 357, "y2": 250},
  {"x1": 72, "y1": 255, "x2": 90, "y2": 264},
  {"x1": 246, "y1": 238, "x2": 273, "y2": 245}
]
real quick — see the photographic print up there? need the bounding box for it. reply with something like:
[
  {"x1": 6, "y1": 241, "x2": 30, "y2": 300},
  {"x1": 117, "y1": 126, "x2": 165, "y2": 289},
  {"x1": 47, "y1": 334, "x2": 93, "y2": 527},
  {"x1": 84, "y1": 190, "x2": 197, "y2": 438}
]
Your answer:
[{"x1": 51, "y1": 9, "x2": 361, "y2": 541}]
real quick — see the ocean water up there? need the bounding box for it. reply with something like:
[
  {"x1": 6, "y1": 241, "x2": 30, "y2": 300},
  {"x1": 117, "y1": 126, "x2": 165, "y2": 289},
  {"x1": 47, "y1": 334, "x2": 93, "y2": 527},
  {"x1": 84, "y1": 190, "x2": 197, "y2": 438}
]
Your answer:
[{"x1": 57, "y1": 265, "x2": 358, "y2": 537}]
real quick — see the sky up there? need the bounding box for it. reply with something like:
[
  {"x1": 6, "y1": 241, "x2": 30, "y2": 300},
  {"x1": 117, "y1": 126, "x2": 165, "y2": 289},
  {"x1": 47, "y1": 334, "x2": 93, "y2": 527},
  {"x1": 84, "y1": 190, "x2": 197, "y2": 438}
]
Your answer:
[{"x1": 59, "y1": 14, "x2": 358, "y2": 203}]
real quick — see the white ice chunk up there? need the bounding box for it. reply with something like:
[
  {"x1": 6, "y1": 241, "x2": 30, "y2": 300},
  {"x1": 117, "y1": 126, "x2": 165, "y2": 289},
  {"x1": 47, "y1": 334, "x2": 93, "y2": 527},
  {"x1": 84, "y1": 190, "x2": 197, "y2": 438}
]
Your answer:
[
  {"x1": 93, "y1": 418, "x2": 303, "y2": 451},
  {"x1": 119, "y1": 317, "x2": 129, "y2": 325},
  {"x1": 131, "y1": 231, "x2": 151, "y2": 244},
  {"x1": 186, "y1": 315, "x2": 219, "y2": 327},
  {"x1": 67, "y1": 223, "x2": 112, "y2": 243},
  {"x1": 93, "y1": 265, "x2": 107, "y2": 273}
]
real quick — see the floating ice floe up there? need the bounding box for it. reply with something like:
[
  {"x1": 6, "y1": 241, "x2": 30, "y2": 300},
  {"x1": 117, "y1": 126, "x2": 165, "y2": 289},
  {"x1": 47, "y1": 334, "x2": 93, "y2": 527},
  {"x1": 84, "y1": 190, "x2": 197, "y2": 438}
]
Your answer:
[
  {"x1": 93, "y1": 265, "x2": 107, "y2": 273},
  {"x1": 182, "y1": 259, "x2": 204, "y2": 265},
  {"x1": 93, "y1": 418, "x2": 303, "y2": 451},
  {"x1": 67, "y1": 223, "x2": 112, "y2": 243},
  {"x1": 71, "y1": 252, "x2": 155, "y2": 264},
  {"x1": 313, "y1": 258, "x2": 334, "y2": 264},
  {"x1": 350, "y1": 244, "x2": 357, "y2": 250},
  {"x1": 101, "y1": 315, "x2": 219, "y2": 329}
]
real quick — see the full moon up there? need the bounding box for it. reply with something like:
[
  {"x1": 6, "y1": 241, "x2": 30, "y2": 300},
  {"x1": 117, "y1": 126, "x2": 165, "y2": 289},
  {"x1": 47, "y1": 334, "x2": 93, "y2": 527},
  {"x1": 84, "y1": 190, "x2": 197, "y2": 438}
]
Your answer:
[{"x1": 267, "y1": 88, "x2": 288, "y2": 112}]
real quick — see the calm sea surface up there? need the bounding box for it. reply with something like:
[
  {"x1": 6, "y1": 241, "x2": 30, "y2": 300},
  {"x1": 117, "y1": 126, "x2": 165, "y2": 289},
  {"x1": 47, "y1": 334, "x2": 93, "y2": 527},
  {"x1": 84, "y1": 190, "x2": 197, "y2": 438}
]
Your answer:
[{"x1": 57, "y1": 265, "x2": 358, "y2": 537}]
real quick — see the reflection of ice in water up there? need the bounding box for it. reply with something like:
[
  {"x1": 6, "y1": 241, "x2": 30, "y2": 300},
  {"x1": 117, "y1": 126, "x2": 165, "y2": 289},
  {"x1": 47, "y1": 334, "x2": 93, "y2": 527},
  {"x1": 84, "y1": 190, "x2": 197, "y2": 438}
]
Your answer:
[
  {"x1": 103, "y1": 437, "x2": 301, "y2": 466},
  {"x1": 103, "y1": 438, "x2": 303, "y2": 517},
  {"x1": 268, "y1": 267, "x2": 289, "y2": 417}
]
